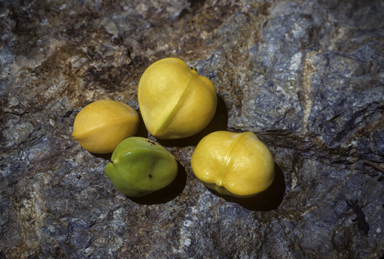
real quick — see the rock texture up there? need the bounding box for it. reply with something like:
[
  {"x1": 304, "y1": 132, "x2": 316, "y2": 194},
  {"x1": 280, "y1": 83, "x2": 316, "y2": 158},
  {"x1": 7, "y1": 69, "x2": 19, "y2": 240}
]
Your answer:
[{"x1": 1, "y1": 0, "x2": 384, "y2": 258}]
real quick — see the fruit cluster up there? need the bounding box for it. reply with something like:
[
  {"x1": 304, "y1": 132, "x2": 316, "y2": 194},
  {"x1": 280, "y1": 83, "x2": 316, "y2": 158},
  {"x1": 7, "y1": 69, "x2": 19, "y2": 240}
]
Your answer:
[{"x1": 72, "y1": 58, "x2": 274, "y2": 198}]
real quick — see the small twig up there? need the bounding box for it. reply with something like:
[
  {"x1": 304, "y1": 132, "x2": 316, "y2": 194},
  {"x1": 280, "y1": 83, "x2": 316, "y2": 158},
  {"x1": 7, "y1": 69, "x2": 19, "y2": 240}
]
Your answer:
[{"x1": 364, "y1": 160, "x2": 384, "y2": 173}]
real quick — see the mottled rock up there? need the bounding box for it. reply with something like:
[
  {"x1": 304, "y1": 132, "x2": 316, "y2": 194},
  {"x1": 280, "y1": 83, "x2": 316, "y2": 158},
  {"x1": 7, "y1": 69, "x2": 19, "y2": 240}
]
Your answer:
[{"x1": 1, "y1": 0, "x2": 384, "y2": 258}]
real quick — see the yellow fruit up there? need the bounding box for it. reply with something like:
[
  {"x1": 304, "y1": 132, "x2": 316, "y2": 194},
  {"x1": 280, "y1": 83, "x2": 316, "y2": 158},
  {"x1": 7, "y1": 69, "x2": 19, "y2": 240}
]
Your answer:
[
  {"x1": 138, "y1": 57, "x2": 217, "y2": 139},
  {"x1": 191, "y1": 131, "x2": 275, "y2": 197},
  {"x1": 72, "y1": 100, "x2": 139, "y2": 154}
]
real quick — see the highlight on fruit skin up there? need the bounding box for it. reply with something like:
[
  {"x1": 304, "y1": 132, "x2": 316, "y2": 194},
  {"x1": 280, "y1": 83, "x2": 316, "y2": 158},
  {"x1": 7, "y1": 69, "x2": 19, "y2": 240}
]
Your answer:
[
  {"x1": 72, "y1": 100, "x2": 139, "y2": 154},
  {"x1": 104, "y1": 137, "x2": 178, "y2": 197},
  {"x1": 191, "y1": 131, "x2": 275, "y2": 198},
  {"x1": 138, "y1": 57, "x2": 217, "y2": 139}
]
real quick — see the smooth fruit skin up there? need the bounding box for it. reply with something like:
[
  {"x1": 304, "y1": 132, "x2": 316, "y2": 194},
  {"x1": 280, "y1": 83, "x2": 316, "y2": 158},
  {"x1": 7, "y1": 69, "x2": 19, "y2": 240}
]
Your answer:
[
  {"x1": 138, "y1": 57, "x2": 217, "y2": 139},
  {"x1": 104, "y1": 137, "x2": 178, "y2": 197},
  {"x1": 191, "y1": 131, "x2": 275, "y2": 197},
  {"x1": 72, "y1": 100, "x2": 139, "y2": 154}
]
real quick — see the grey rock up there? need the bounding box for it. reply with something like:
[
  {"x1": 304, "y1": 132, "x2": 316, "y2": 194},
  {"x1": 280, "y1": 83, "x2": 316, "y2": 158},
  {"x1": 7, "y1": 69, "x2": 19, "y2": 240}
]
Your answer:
[{"x1": 1, "y1": 0, "x2": 384, "y2": 258}]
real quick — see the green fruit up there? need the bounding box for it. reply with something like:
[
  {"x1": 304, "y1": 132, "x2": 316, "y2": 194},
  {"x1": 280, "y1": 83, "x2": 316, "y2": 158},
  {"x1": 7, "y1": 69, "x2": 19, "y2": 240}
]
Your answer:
[{"x1": 104, "y1": 137, "x2": 178, "y2": 197}]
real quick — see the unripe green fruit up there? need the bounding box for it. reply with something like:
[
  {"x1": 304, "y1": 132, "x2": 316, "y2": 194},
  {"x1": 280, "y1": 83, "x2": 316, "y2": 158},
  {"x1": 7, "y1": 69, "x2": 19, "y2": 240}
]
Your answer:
[{"x1": 104, "y1": 137, "x2": 178, "y2": 197}]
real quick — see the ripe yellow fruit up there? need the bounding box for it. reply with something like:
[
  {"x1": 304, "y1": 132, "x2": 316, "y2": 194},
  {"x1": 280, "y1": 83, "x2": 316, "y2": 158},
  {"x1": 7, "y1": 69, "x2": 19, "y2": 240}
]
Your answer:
[
  {"x1": 138, "y1": 57, "x2": 217, "y2": 139},
  {"x1": 191, "y1": 131, "x2": 275, "y2": 197},
  {"x1": 72, "y1": 100, "x2": 139, "y2": 154}
]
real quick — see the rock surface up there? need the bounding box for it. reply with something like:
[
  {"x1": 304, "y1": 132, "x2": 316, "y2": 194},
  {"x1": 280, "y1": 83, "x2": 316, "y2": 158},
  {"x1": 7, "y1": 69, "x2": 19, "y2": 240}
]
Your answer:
[{"x1": 1, "y1": 0, "x2": 384, "y2": 258}]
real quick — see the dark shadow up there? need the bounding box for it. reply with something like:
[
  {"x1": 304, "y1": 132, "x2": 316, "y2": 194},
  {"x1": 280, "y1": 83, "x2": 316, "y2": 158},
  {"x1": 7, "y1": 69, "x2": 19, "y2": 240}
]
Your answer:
[
  {"x1": 157, "y1": 94, "x2": 228, "y2": 147},
  {"x1": 188, "y1": 0, "x2": 206, "y2": 10},
  {"x1": 205, "y1": 162, "x2": 285, "y2": 211},
  {"x1": 135, "y1": 113, "x2": 149, "y2": 138},
  {"x1": 91, "y1": 152, "x2": 113, "y2": 161},
  {"x1": 129, "y1": 161, "x2": 187, "y2": 205}
]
